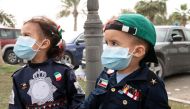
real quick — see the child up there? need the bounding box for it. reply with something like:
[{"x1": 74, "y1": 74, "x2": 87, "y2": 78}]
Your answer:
[
  {"x1": 9, "y1": 16, "x2": 85, "y2": 109},
  {"x1": 80, "y1": 14, "x2": 170, "y2": 109}
]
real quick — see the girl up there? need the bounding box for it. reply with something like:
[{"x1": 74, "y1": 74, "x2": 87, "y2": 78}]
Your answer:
[{"x1": 9, "y1": 16, "x2": 85, "y2": 109}]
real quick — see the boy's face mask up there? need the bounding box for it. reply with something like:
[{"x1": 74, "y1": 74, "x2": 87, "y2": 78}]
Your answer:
[
  {"x1": 101, "y1": 46, "x2": 135, "y2": 70},
  {"x1": 13, "y1": 36, "x2": 46, "y2": 61}
]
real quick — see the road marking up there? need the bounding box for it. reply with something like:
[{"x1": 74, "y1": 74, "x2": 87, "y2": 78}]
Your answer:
[
  {"x1": 167, "y1": 92, "x2": 172, "y2": 95},
  {"x1": 183, "y1": 86, "x2": 189, "y2": 89},
  {"x1": 169, "y1": 97, "x2": 190, "y2": 105},
  {"x1": 174, "y1": 88, "x2": 180, "y2": 91}
]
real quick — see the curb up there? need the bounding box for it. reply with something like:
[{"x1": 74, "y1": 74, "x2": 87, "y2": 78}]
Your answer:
[{"x1": 169, "y1": 97, "x2": 190, "y2": 105}]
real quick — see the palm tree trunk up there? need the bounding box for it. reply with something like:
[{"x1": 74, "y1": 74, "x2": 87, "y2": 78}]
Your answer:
[
  {"x1": 181, "y1": 15, "x2": 187, "y2": 26},
  {"x1": 73, "y1": 7, "x2": 78, "y2": 31},
  {"x1": 74, "y1": 15, "x2": 78, "y2": 31}
]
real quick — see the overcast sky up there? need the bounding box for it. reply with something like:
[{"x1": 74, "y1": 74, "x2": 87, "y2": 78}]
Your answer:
[{"x1": 0, "y1": 0, "x2": 190, "y2": 31}]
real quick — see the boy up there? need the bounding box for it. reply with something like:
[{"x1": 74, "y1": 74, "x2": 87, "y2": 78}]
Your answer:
[{"x1": 80, "y1": 14, "x2": 170, "y2": 109}]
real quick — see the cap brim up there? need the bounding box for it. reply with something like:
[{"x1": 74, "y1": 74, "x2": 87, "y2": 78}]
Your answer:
[{"x1": 142, "y1": 45, "x2": 158, "y2": 64}]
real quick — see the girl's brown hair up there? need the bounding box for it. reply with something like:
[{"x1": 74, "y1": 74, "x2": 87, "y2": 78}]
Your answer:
[{"x1": 24, "y1": 16, "x2": 65, "y2": 60}]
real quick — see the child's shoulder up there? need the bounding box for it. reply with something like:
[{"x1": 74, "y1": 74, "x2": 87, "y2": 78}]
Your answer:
[
  {"x1": 143, "y1": 69, "x2": 166, "y2": 93},
  {"x1": 52, "y1": 61, "x2": 74, "y2": 70},
  {"x1": 147, "y1": 69, "x2": 163, "y2": 84},
  {"x1": 96, "y1": 68, "x2": 116, "y2": 83},
  {"x1": 11, "y1": 65, "x2": 27, "y2": 78},
  {"x1": 102, "y1": 68, "x2": 115, "y2": 74},
  {"x1": 98, "y1": 68, "x2": 115, "y2": 78},
  {"x1": 139, "y1": 64, "x2": 164, "y2": 86},
  {"x1": 52, "y1": 61, "x2": 77, "y2": 81},
  {"x1": 52, "y1": 61, "x2": 75, "y2": 76},
  {"x1": 143, "y1": 70, "x2": 169, "y2": 108}
]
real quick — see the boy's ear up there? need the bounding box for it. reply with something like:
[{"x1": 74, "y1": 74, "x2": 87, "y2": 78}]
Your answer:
[
  {"x1": 133, "y1": 45, "x2": 146, "y2": 58},
  {"x1": 40, "y1": 39, "x2": 51, "y2": 49}
]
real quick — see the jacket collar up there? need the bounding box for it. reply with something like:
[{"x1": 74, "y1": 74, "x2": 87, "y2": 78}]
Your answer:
[
  {"x1": 109, "y1": 63, "x2": 149, "y2": 87},
  {"x1": 28, "y1": 58, "x2": 54, "y2": 68}
]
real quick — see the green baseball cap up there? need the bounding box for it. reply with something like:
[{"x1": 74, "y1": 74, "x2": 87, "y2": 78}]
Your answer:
[
  {"x1": 117, "y1": 14, "x2": 156, "y2": 46},
  {"x1": 104, "y1": 13, "x2": 158, "y2": 63}
]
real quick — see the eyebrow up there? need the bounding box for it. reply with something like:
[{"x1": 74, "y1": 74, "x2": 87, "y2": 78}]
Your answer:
[
  {"x1": 106, "y1": 39, "x2": 120, "y2": 44},
  {"x1": 21, "y1": 32, "x2": 31, "y2": 36}
]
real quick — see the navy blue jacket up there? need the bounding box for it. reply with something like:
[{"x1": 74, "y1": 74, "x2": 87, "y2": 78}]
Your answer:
[
  {"x1": 80, "y1": 64, "x2": 170, "y2": 109},
  {"x1": 9, "y1": 59, "x2": 85, "y2": 109}
]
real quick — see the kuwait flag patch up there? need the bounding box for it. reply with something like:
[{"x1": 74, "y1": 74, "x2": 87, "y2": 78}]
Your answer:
[
  {"x1": 54, "y1": 72, "x2": 62, "y2": 81},
  {"x1": 98, "y1": 78, "x2": 108, "y2": 88}
]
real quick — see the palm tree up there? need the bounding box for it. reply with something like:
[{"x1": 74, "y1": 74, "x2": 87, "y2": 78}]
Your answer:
[
  {"x1": 0, "y1": 9, "x2": 15, "y2": 27},
  {"x1": 154, "y1": 14, "x2": 167, "y2": 25},
  {"x1": 134, "y1": 0, "x2": 167, "y2": 23},
  {"x1": 120, "y1": 9, "x2": 135, "y2": 14},
  {"x1": 57, "y1": 0, "x2": 86, "y2": 31},
  {"x1": 168, "y1": 12, "x2": 181, "y2": 25},
  {"x1": 174, "y1": 4, "x2": 190, "y2": 26}
]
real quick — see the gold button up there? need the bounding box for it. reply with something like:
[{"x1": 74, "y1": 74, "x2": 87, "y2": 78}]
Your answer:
[
  {"x1": 123, "y1": 100, "x2": 128, "y2": 105},
  {"x1": 111, "y1": 88, "x2": 116, "y2": 92}
]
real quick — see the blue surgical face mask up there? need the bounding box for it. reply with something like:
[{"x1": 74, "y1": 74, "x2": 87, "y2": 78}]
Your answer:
[
  {"x1": 101, "y1": 46, "x2": 134, "y2": 70},
  {"x1": 13, "y1": 36, "x2": 43, "y2": 61}
]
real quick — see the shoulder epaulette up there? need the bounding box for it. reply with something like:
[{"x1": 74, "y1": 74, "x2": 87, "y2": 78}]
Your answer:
[
  {"x1": 102, "y1": 68, "x2": 115, "y2": 78},
  {"x1": 147, "y1": 70, "x2": 160, "y2": 86},
  {"x1": 106, "y1": 69, "x2": 115, "y2": 75}
]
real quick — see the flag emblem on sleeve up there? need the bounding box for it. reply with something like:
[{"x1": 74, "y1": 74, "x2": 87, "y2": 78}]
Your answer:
[
  {"x1": 98, "y1": 78, "x2": 108, "y2": 88},
  {"x1": 54, "y1": 72, "x2": 62, "y2": 81}
]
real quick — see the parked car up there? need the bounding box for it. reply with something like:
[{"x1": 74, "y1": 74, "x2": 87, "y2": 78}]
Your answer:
[
  {"x1": 82, "y1": 26, "x2": 190, "y2": 78},
  {"x1": 61, "y1": 31, "x2": 85, "y2": 69},
  {"x1": 0, "y1": 27, "x2": 21, "y2": 64},
  {"x1": 148, "y1": 26, "x2": 190, "y2": 78}
]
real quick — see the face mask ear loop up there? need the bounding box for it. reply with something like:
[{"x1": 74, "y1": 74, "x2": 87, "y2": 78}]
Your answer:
[
  {"x1": 32, "y1": 38, "x2": 47, "y2": 52},
  {"x1": 128, "y1": 47, "x2": 137, "y2": 57}
]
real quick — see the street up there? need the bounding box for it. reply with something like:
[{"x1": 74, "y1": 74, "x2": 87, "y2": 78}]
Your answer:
[
  {"x1": 75, "y1": 66, "x2": 190, "y2": 104},
  {"x1": 165, "y1": 73, "x2": 190, "y2": 103}
]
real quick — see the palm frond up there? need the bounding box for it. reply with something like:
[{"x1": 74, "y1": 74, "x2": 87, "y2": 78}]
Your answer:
[
  {"x1": 134, "y1": 0, "x2": 167, "y2": 22},
  {"x1": 61, "y1": 0, "x2": 72, "y2": 7},
  {"x1": 57, "y1": 10, "x2": 71, "y2": 18},
  {"x1": 68, "y1": 0, "x2": 80, "y2": 7},
  {"x1": 0, "y1": 10, "x2": 15, "y2": 27},
  {"x1": 58, "y1": 0, "x2": 86, "y2": 31}
]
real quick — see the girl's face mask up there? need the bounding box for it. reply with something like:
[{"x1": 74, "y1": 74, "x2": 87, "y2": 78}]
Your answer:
[
  {"x1": 13, "y1": 36, "x2": 46, "y2": 61},
  {"x1": 101, "y1": 45, "x2": 135, "y2": 70}
]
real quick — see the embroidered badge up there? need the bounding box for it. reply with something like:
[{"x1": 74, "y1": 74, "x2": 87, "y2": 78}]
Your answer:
[
  {"x1": 54, "y1": 72, "x2": 62, "y2": 81},
  {"x1": 121, "y1": 84, "x2": 141, "y2": 101},
  {"x1": 27, "y1": 69, "x2": 57, "y2": 105},
  {"x1": 98, "y1": 78, "x2": 108, "y2": 88},
  {"x1": 20, "y1": 83, "x2": 28, "y2": 90},
  {"x1": 150, "y1": 79, "x2": 157, "y2": 85}
]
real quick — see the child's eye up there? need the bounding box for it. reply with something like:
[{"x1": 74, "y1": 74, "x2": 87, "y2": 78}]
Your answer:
[
  {"x1": 111, "y1": 41, "x2": 118, "y2": 46},
  {"x1": 105, "y1": 40, "x2": 119, "y2": 46},
  {"x1": 22, "y1": 32, "x2": 31, "y2": 37},
  {"x1": 22, "y1": 33, "x2": 26, "y2": 36}
]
